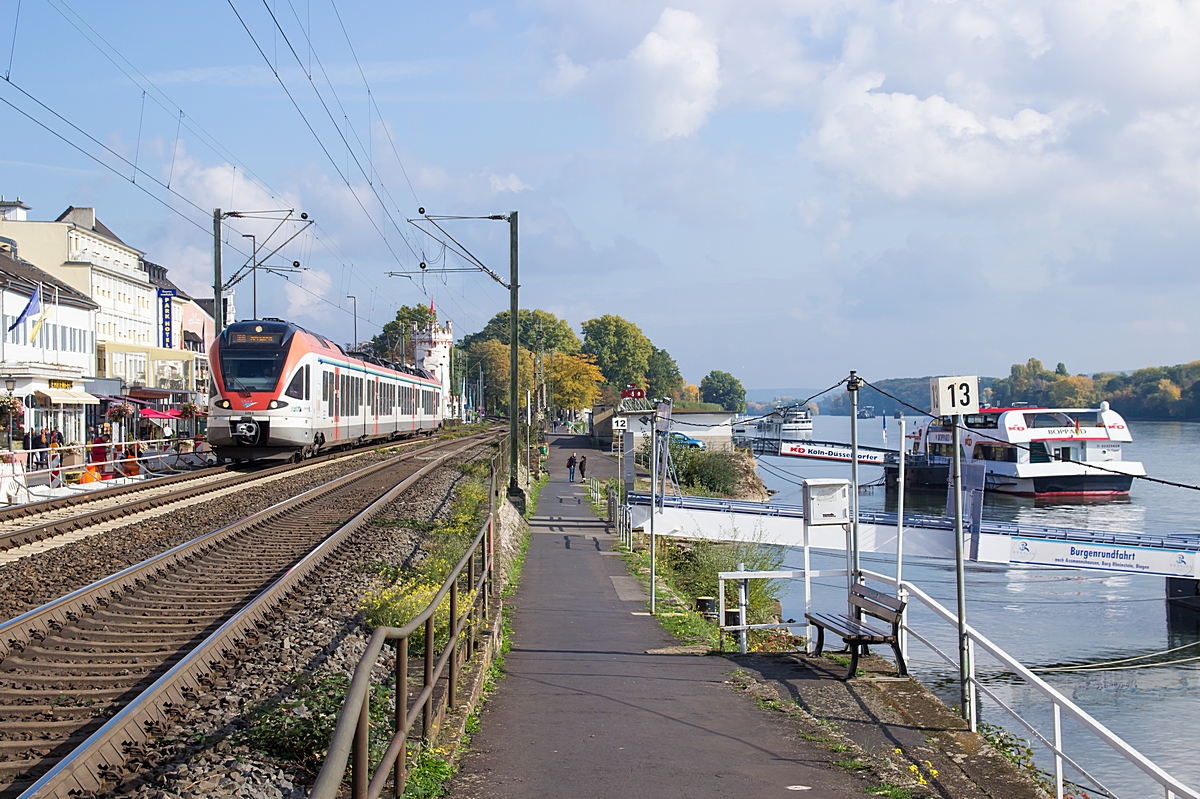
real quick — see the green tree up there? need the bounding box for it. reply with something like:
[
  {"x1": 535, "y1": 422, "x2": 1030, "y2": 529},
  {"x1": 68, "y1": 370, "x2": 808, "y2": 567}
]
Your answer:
[
  {"x1": 581, "y1": 315, "x2": 654, "y2": 388},
  {"x1": 460, "y1": 309, "x2": 581, "y2": 353},
  {"x1": 700, "y1": 370, "x2": 746, "y2": 412},
  {"x1": 646, "y1": 347, "x2": 684, "y2": 399},
  {"x1": 370, "y1": 304, "x2": 434, "y2": 362}
]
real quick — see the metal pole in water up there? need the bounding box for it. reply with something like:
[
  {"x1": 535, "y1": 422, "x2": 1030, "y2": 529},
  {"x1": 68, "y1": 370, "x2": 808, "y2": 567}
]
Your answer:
[{"x1": 952, "y1": 413, "x2": 971, "y2": 726}]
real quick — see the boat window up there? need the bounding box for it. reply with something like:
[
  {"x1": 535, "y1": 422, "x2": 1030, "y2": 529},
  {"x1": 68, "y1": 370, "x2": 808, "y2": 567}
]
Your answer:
[
  {"x1": 1029, "y1": 442, "x2": 1051, "y2": 463},
  {"x1": 1065, "y1": 412, "x2": 1098, "y2": 426},
  {"x1": 963, "y1": 414, "x2": 999, "y2": 429},
  {"x1": 1026, "y1": 413, "x2": 1068, "y2": 428},
  {"x1": 973, "y1": 443, "x2": 1017, "y2": 462}
]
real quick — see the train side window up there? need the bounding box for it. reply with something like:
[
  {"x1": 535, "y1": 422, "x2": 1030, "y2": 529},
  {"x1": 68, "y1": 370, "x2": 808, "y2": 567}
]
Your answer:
[
  {"x1": 304, "y1": 365, "x2": 310, "y2": 400},
  {"x1": 284, "y1": 368, "x2": 306, "y2": 399}
]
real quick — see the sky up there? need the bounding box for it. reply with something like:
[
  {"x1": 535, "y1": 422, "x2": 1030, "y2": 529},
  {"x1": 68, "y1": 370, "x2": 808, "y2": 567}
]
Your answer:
[{"x1": 2, "y1": 1, "x2": 1199, "y2": 391}]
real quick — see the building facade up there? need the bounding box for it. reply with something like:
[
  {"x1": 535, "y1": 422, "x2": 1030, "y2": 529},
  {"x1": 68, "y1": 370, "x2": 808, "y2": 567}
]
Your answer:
[
  {"x1": 412, "y1": 318, "x2": 457, "y2": 419},
  {"x1": 0, "y1": 201, "x2": 205, "y2": 402},
  {"x1": 0, "y1": 244, "x2": 99, "y2": 444}
]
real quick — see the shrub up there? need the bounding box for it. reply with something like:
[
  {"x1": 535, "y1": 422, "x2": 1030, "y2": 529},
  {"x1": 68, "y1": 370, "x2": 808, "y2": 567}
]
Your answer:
[{"x1": 662, "y1": 535, "x2": 785, "y2": 625}]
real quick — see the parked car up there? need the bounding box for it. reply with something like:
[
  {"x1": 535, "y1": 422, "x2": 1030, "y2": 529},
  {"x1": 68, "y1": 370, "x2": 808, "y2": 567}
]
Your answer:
[{"x1": 669, "y1": 432, "x2": 706, "y2": 450}]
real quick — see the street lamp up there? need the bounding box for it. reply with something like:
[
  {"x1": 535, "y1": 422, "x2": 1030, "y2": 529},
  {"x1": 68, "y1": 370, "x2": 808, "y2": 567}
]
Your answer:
[
  {"x1": 346, "y1": 295, "x2": 357, "y2": 350},
  {"x1": 241, "y1": 234, "x2": 257, "y2": 319}
]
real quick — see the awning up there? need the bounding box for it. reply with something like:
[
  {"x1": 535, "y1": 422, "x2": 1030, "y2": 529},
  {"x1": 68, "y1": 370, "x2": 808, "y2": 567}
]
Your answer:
[
  {"x1": 140, "y1": 408, "x2": 182, "y2": 420},
  {"x1": 36, "y1": 389, "x2": 100, "y2": 406},
  {"x1": 128, "y1": 387, "x2": 172, "y2": 400}
]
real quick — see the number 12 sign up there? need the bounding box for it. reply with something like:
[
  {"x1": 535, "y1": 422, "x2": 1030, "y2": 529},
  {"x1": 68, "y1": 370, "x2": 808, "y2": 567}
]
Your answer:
[{"x1": 930, "y1": 375, "x2": 979, "y2": 416}]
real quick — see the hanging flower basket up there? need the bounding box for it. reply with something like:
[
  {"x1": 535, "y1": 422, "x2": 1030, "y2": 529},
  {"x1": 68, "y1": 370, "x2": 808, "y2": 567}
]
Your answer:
[
  {"x1": 106, "y1": 402, "x2": 135, "y2": 422},
  {"x1": 0, "y1": 395, "x2": 23, "y2": 421},
  {"x1": 178, "y1": 402, "x2": 203, "y2": 421}
]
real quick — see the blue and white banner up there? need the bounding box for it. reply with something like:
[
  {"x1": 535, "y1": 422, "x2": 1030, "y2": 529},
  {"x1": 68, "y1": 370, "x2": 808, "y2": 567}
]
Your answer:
[
  {"x1": 1010, "y1": 537, "x2": 1197, "y2": 577},
  {"x1": 158, "y1": 288, "x2": 177, "y2": 348}
]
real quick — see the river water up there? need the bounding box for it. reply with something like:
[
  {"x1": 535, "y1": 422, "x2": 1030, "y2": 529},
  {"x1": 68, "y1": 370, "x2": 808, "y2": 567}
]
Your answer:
[{"x1": 754, "y1": 415, "x2": 1200, "y2": 798}]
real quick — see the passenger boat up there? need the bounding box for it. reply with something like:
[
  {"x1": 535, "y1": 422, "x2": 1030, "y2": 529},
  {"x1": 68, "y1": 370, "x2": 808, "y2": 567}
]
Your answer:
[
  {"x1": 735, "y1": 405, "x2": 813, "y2": 453},
  {"x1": 883, "y1": 402, "x2": 1145, "y2": 497}
]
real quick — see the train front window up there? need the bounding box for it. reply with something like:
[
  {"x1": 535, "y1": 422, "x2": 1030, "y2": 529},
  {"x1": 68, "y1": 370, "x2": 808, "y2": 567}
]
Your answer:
[{"x1": 220, "y1": 351, "x2": 287, "y2": 393}]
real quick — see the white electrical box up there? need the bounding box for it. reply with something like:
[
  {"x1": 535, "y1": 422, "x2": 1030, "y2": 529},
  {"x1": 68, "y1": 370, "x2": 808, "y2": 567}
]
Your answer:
[{"x1": 803, "y1": 478, "x2": 851, "y2": 526}]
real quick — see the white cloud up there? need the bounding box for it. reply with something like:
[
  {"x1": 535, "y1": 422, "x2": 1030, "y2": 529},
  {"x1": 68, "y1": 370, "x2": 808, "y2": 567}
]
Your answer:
[
  {"x1": 489, "y1": 173, "x2": 531, "y2": 193},
  {"x1": 626, "y1": 8, "x2": 720, "y2": 139},
  {"x1": 541, "y1": 54, "x2": 589, "y2": 95}
]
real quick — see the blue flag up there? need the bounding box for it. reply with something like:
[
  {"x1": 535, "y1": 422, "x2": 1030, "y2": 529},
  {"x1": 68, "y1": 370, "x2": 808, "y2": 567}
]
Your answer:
[{"x1": 8, "y1": 285, "x2": 40, "y2": 334}]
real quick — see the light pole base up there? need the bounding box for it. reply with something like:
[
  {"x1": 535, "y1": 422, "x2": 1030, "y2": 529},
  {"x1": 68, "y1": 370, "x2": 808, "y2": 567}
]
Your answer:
[{"x1": 507, "y1": 485, "x2": 526, "y2": 516}]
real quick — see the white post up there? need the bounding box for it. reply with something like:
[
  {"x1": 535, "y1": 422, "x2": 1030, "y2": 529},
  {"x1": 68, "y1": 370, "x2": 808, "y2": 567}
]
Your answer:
[
  {"x1": 953, "y1": 414, "x2": 971, "y2": 727},
  {"x1": 737, "y1": 560, "x2": 748, "y2": 655},
  {"x1": 848, "y1": 372, "x2": 861, "y2": 596},
  {"x1": 1053, "y1": 702, "x2": 1064, "y2": 799},
  {"x1": 650, "y1": 420, "x2": 658, "y2": 616},
  {"x1": 803, "y1": 515, "x2": 813, "y2": 655},
  {"x1": 897, "y1": 417, "x2": 907, "y2": 661},
  {"x1": 718, "y1": 577, "x2": 726, "y2": 652}
]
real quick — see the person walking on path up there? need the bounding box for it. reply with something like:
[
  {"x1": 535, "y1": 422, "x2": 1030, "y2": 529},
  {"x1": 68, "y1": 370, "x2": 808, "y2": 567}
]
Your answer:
[
  {"x1": 578, "y1": 454, "x2": 587, "y2": 480},
  {"x1": 566, "y1": 451, "x2": 577, "y2": 482}
]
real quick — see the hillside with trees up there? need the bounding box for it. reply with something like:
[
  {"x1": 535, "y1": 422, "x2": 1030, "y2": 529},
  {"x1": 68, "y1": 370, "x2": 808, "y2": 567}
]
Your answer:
[{"x1": 816, "y1": 358, "x2": 1200, "y2": 420}]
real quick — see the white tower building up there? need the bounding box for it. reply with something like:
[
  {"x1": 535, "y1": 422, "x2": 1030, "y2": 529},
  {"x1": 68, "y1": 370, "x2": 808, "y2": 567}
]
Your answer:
[{"x1": 412, "y1": 317, "x2": 456, "y2": 420}]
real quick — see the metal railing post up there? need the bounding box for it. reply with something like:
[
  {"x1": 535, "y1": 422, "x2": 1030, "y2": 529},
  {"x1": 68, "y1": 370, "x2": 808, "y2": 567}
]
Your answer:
[
  {"x1": 449, "y1": 578, "x2": 459, "y2": 709},
  {"x1": 423, "y1": 615, "x2": 435, "y2": 737},
  {"x1": 468, "y1": 545, "x2": 477, "y2": 657},
  {"x1": 737, "y1": 562, "x2": 748, "y2": 655},
  {"x1": 968, "y1": 637, "x2": 977, "y2": 732},
  {"x1": 353, "y1": 691, "x2": 369, "y2": 799},
  {"x1": 394, "y1": 638, "x2": 407, "y2": 798},
  {"x1": 1054, "y1": 702, "x2": 1064, "y2": 799}
]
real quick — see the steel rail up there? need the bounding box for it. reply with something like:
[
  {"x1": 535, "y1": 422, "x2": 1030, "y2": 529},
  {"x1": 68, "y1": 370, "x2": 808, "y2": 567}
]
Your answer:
[
  {"x1": 0, "y1": 434, "x2": 442, "y2": 554},
  {"x1": 13, "y1": 432, "x2": 498, "y2": 799}
]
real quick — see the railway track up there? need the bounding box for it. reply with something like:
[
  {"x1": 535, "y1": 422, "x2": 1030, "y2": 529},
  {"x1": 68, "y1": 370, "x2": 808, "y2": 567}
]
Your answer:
[
  {"x1": 0, "y1": 432, "x2": 495, "y2": 799},
  {"x1": 0, "y1": 437, "x2": 434, "y2": 558}
]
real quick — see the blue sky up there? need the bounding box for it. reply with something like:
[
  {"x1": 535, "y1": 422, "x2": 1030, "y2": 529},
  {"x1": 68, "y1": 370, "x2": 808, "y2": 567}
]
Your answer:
[{"x1": 3, "y1": 1, "x2": 1200, "y2": 390}]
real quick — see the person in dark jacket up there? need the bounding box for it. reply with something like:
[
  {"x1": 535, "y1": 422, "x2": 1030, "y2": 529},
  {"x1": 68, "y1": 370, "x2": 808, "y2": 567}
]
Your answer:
[
  {"x1": 579, "y1": 455, "x2": 587, "y2": 479},
  {"x1": 567, "y1": 452, "x2": 577, "y2": 482}
]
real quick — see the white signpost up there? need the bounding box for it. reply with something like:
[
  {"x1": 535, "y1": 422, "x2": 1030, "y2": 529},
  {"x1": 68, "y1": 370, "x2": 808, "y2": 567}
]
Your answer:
[
  {"x1": 612, "y1": 415, "x2": 628, "y2": 431},
  {"x1": 930, "y1": 375, "x2": 980, "y2": 417}
]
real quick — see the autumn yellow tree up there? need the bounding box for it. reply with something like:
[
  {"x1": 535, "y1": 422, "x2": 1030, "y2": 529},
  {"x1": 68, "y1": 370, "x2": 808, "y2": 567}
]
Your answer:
[
  {"x1": 547, "y1": 352, "x2": 604, "y2": 411},
  {"x1": 468, "y1": 339, "x2": 534, "y2": 415}
]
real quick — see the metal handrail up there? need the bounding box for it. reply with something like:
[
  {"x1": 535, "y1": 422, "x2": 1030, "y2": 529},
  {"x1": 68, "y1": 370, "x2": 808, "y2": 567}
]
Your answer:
[
  {"x1": 859, "y1": 567, "x2": 1200, "y2": 799},
  {"x1": 312, "y1": 437, "x2": 507, "y2": 799}
]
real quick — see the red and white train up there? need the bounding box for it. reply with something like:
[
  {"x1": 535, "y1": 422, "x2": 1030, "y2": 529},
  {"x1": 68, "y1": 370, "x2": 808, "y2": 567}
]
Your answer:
[{"x1": 207, "y1": 319, "x2": 443, "y2": 461}]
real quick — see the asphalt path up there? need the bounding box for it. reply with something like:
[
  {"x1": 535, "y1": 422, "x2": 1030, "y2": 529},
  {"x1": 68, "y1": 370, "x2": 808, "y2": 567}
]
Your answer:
[{"x1": 450, "y1": 434, "x2": 866, "y2": 799}]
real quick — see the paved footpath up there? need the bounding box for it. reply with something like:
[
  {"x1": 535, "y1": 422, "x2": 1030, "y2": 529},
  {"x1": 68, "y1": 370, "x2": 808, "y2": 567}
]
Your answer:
[{"x1": 450, "y1": 435, "x2": 866, "y2": 799}]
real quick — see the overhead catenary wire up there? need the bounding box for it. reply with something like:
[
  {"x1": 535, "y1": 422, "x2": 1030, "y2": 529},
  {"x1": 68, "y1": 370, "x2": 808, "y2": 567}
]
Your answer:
[{"x1": 860, "y1": 378, "x2": 1200, "y2": 493}]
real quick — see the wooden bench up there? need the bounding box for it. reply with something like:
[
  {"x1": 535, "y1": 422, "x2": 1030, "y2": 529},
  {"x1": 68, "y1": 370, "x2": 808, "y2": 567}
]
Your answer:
[{"x1": 805, "y1": 582, "x2": 908, "y2": 680}]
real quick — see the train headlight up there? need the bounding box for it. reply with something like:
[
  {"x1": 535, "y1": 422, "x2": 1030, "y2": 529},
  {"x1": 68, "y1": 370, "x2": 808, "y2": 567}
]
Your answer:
[
  {"x1": 216, "y1": 399, "x2": 231, "y2": 409},
  {"x1": 268, "y1": 399, "x2": 289, "y2": 409}
]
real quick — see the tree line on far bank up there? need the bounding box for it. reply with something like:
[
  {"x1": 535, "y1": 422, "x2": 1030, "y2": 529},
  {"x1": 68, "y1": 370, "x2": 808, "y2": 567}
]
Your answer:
[
  {"x1": 368, "y1": 306, "x2": 747, "y2": 415},
  {"x1": 819, "y1": 357, "x2": 1200, "y2": 421}
]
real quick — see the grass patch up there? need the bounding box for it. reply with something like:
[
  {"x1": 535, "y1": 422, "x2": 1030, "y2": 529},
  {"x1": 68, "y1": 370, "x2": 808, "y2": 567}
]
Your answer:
[
  {"x1": 867, "y1": 784, "x2": 915, "y2": 798},
  {"x1": 524, "y1": 470, "x2": 549, "y2": 519},
  {"x1": 834, "y1": 758, "x2": 872, "y2": 771},
  {"x1": 402, "y1": 745, "x2": 455, "y2": 798}
]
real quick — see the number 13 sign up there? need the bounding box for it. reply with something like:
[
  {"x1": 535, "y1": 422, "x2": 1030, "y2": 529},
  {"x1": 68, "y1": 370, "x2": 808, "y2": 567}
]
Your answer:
[{"x1": 930, "y1": 375, "x2": 979, "y2": 416}]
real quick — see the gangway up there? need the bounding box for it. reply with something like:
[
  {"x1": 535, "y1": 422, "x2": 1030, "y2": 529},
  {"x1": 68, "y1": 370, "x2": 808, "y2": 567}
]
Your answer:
[{"x1": 625, "y1": 492, "x2": 1200, "y2": 578}]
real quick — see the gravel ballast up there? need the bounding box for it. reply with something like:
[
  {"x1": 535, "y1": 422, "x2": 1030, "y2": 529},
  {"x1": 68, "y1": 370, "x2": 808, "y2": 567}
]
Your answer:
[
  {"x1": 97, "y1": 448, "x2": 491, "y2": 799},
  {"x1": 0, "y1": 446, "x2": 416, "y2": 622}
]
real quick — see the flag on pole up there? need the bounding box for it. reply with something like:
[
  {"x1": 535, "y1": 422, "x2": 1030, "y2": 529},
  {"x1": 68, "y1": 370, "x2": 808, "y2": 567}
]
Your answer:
[
  {"x1": 8, "y1": 285, "x2": 42, "y2": 341},
  {"x1": 882, "y1": 412, "x2": 888, "y2": 445}
]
